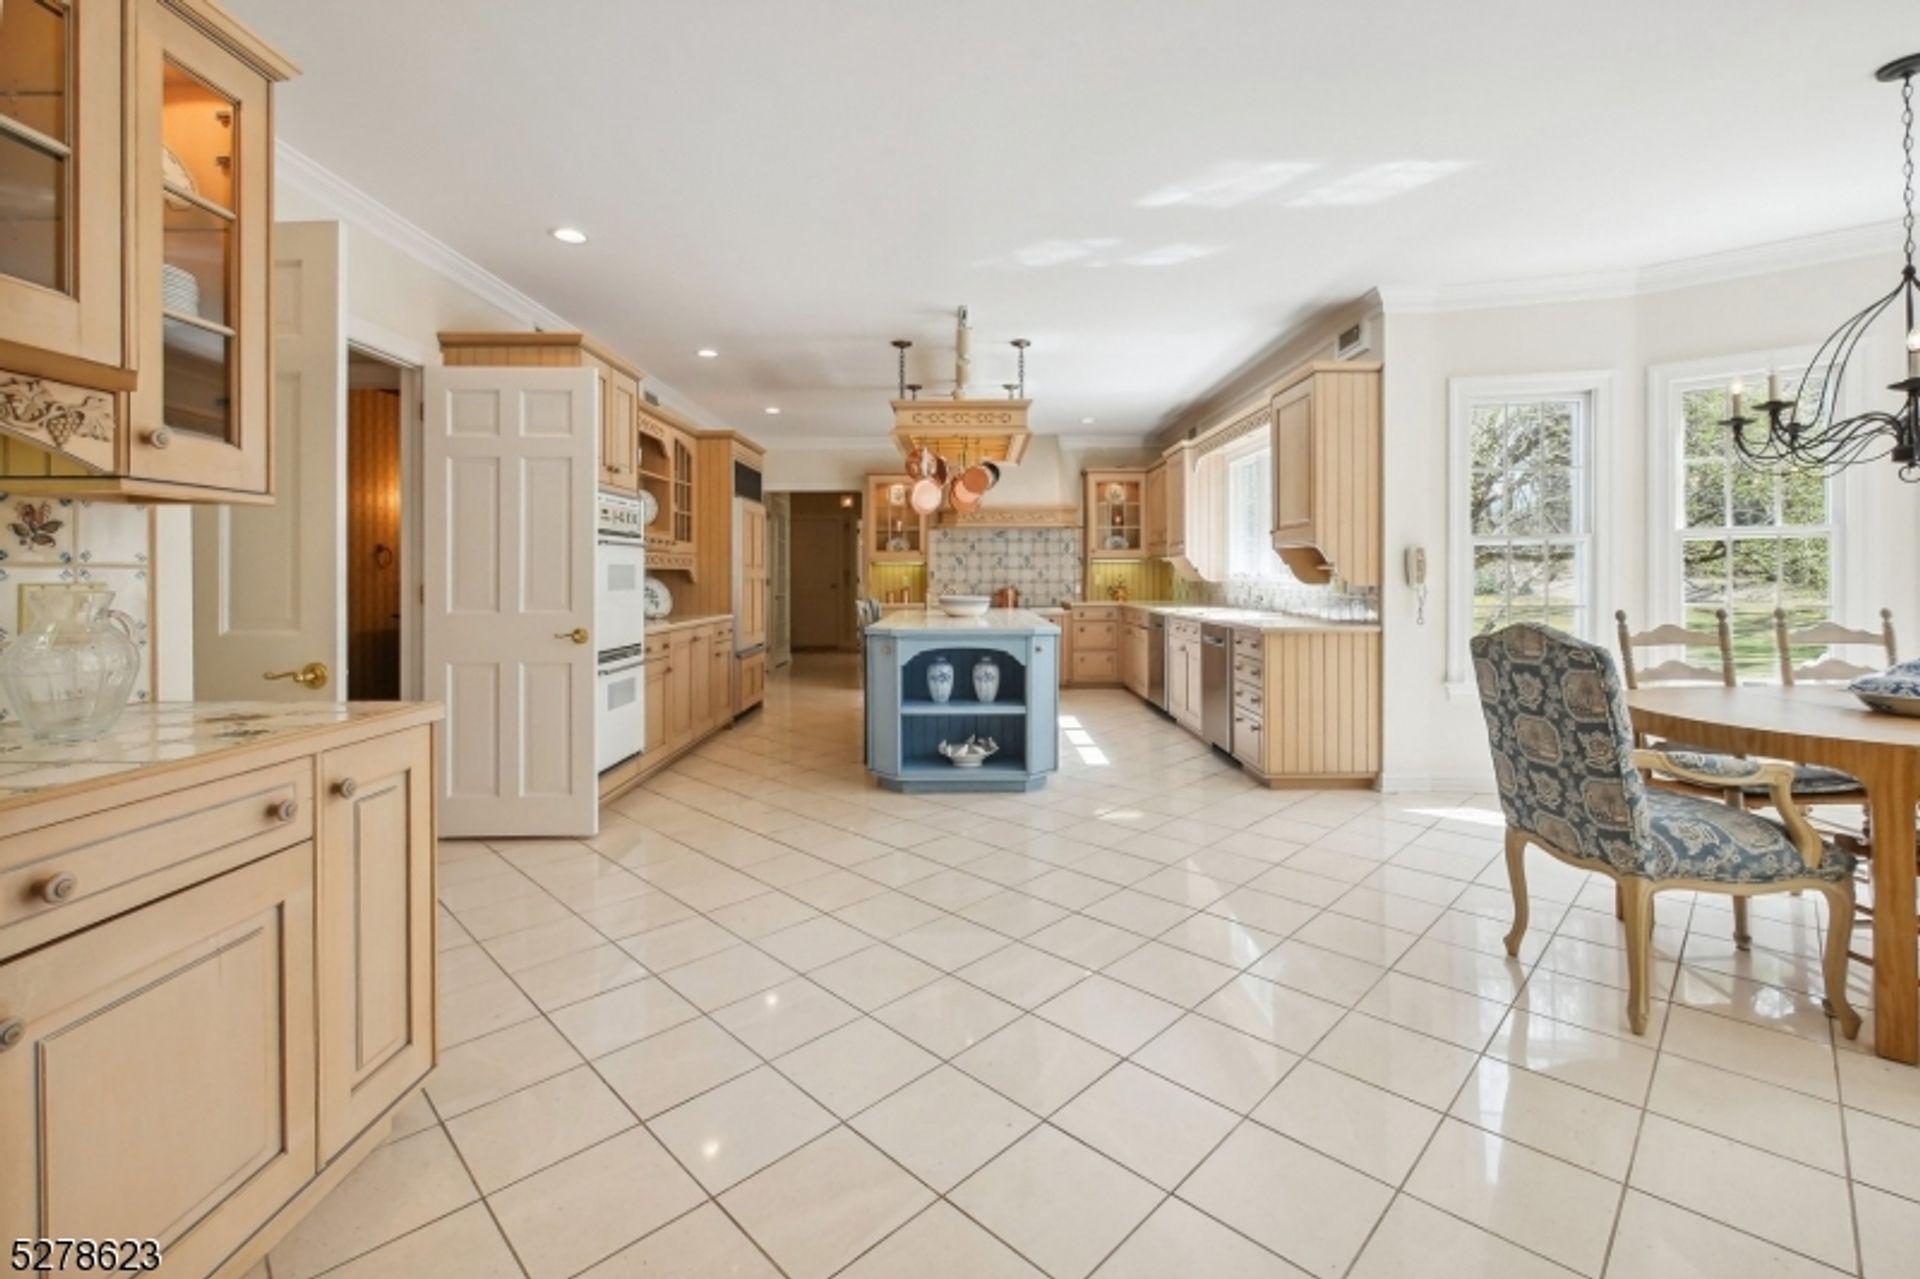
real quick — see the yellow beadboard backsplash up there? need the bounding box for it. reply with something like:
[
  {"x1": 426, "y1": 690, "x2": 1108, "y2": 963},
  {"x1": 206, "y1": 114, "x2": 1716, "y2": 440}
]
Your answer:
[
  {"x1": 867, "y1": 562, "x2": 927, "y2": 604},
  {"x1": 1088, "y1": 559, "x2": 1174, "y2": 603}
]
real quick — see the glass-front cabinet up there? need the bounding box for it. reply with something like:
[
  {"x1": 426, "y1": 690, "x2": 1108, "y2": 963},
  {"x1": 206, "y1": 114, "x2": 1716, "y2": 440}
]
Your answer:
[
  {"x1": 0, "y1": 0, "x2": 294, "y2": 501},
  {"x1": 637, "y1": 403, "x2": 698, "y2": 570},
  {"x1": 1085, "y1": 468, "x2": 1148, "y2": 560},
  {"x1": 867, "y1": 473, "x2": 927, "y2": 563}
]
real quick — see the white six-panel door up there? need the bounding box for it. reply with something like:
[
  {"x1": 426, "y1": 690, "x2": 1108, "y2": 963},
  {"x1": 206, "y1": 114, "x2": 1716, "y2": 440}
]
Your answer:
[
  {"x1": 422, "y1": 366, "x2": 598, "y2": 837},
  {"x1": 192, "y1": 220, "x2": 347, "y2": 700}
]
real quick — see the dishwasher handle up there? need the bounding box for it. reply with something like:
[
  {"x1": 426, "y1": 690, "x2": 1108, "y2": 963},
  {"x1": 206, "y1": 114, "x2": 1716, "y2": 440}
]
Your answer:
[{"x1": 1203, "y1": 635, "x2": 1227, "y2": 647}]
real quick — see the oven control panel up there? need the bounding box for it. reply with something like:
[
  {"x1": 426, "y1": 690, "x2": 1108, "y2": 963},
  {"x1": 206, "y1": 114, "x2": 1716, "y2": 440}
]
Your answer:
[{"x1": 597, "y1": 491, "x2": 647, "y2": 538}]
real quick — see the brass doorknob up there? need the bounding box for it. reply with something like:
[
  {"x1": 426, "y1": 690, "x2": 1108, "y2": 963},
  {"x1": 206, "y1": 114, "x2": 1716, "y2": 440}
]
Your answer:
[
  {"x1": 555, "y1": 628, "x2": 590, "y2": 645},
  {"x1": 264, "y1": 662, "x2": 330, "y2": 690}
]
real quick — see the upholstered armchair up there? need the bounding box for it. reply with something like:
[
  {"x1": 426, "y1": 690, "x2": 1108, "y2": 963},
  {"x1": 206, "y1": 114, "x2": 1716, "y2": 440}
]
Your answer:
[{"x1": 1470, "y1": 623, "x2": 1859, "y2": 1038}]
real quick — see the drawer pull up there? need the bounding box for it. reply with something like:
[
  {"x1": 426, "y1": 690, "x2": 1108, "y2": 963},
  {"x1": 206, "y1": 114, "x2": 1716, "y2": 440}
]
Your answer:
[
  {"x1": 38, "y1": 873, "x2": 79, "y2": 904},
  {"x1": 335, "y1": 778, "x2": 359, "y2": 799},
  {"x1": 271, "y1": 798, "x2": 299, "y2": 823},
  {"x1": 147, "y1": 426, "x2": 173, "y2": 450},
  {"x1": 0, "y1": 1018, "x2": 22, "y2": 1051}
]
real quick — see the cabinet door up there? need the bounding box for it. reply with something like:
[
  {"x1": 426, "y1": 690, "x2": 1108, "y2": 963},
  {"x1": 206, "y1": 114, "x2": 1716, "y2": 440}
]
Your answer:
[
  {"x1": 738, "y1": 502, "x2": 769, "y2": 648},
  {"x1": 644, "y1": 657, "x2": 666, "y2": 752},
  {"x1": 1165, "y1": 453, "x2": 1187, "y2": 556},
  {"x1": 688, "y1": 628, "x2": 712, "y2": 734},
  {"x1": 0, "y1": 847, "x2": 316, "y2": 1276},
  {"x1": 0, "y1": 0, "x2": 126, "y2": 376},
  {"x1": 1145, "y1": 465, "x2": 1166, "y2": 556},
  {"x1": 602, "y1": 372, "x2": 638, "y2": 491},
  {"x1": 1166, "y1": 638, "x2": 1188, "y2": 716},
  {"x1": 317, "y1": 726, "x2": 435, "y2": 1160},
  {"x1": 710, "y1": 631, "x2": 732, "y2": 725},
  {"x1": 128, "y1": 2, "x2": 275, "y2": 493},
  {"x1": 671, "y1": 432, "x2": 696, "y2": 550},
  {"x1": 666, "y1": 634, "x2": 694, "y2": 748},
  {"x1": 1271, "y1": 378, "x2": 1315, "y2": 545}
]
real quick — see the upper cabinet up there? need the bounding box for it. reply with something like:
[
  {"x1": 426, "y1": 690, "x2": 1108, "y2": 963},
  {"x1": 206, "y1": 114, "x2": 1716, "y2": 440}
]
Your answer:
[
  {"x1": 0, "y1": 0, "x2": 295, "y2": 501},
  {"x1": 1085, "y1": 468, "x2": 1147, "y2": 560},
  {"x1": 1269, "y1": 361, "x2": 1382, "y2": 587},
  {"x1": 1161, "y1": 440, "x2": 1190, "y2": 561},
  {"x1": 866, "y1": 473, "x2": 927, "y2": 563},
  {"x1": 1144, "y1": 460, "x2": 1167, "y2": 557},
  {"x1": 637, "y1": 403, "x2": 697, "y2": 572}
]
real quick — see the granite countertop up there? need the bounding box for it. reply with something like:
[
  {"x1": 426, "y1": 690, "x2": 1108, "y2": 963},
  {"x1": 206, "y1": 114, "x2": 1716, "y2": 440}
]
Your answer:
[
  {"x1": 867, "y1": 607, "x2": 1061, "y2": 634},
  {"x1": 646, "y1": 613, "x2": 732, "y2": 635},
  {"x1": 1066, "y1": 601, "x2": 1381, "y2": 633},
  {"x1": 0, "y1": 701, "x2": 441, "y2": 805}
]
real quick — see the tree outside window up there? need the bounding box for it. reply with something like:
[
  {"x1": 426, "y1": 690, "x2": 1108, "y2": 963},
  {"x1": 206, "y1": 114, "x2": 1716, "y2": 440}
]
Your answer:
[{"x1": 1468, "y1": 398, "x2": 1590, "y2": 638}]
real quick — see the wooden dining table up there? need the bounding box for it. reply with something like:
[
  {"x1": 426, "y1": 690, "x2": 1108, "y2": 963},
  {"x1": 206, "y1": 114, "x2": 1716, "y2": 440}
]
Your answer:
[{"x1": 1626, "y1": 684, "x2": 1920, "y2": 1063}]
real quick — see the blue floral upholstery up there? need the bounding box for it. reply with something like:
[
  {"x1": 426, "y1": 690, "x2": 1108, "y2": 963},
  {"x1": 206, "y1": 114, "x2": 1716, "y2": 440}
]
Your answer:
[
  {"x1": 1657, "y1": 747, "x2": 1864, "y2": 798},
  {"x1": 1643, "y1": 792, "x2": 1851, "y2": 883},
  {"x1": 1470, "y1": 624, "x2": 1848, "y2": 884}
]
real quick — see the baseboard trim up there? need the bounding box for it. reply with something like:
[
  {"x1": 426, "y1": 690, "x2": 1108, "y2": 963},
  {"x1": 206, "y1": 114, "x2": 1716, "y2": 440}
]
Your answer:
[{"x1": 1378, "y1": 770, "x2": 1496, "y2": 795}]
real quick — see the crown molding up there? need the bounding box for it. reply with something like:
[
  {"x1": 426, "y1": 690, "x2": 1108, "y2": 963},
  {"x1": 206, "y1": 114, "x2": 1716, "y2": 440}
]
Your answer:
[
  {"x1": 275, "y1": 141, "x2": 574, "y2": 333},
  {"x1": 1055, "y1": 433, "x2": 1154, "y2": 451},
  {"x1": 1383, "y1": 219, "x2": 1901, "y2": 315}
]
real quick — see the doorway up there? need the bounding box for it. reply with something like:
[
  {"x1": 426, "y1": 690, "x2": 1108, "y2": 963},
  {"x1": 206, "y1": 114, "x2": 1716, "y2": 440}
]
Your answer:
[
  {"x1": 346, "y1": 349, "x2": 404, "y2": 699},
  {"x1": 788, "y1": 491, "x2": 860, "y2": 651}
]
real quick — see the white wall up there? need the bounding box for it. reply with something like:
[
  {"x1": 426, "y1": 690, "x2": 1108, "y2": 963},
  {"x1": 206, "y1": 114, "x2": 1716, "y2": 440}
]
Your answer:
[{"x1": 1380, "y1": 254, "x2": 1920, "y2": 790}]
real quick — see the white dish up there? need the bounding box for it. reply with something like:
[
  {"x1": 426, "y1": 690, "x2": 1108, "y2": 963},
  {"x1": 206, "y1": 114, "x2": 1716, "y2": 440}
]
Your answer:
[
  {"x1": 643, "y1": 576, "x2": 673, "y2": 619},
  {"x1": 637, "y1": 489, "x2": 659, "y2": 527},
  {"x1": 937, "y1": 595, "x2": 990, "y2": 617},
  {"x1": 1849, "y1": 659, "x2": 1920, "y2": 716},
  {"x1": 1105, "y1": 533, "x2": 1129, "y2": 550}
]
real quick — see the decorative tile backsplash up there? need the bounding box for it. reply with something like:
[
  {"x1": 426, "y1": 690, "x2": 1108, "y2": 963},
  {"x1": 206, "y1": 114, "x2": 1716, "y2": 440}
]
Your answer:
[
  {"x1": 928, "y1": 528, "x2": 1084, "y2": 605},
  {"x1": 0, "y1": 495, "x2": 153, "y2": 722},
  {"x1": 1172, "y1": 571, "x2": 1380, "y2": 621}
]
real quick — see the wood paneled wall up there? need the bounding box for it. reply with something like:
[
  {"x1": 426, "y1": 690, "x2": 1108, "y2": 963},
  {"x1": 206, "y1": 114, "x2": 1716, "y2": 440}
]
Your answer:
[
  {"x1": 346, "y1": 389, "x2": 402, "y2": 699},
  {"x1": 1087, "y1": 558, "x2": 1174, "y2": 603}
]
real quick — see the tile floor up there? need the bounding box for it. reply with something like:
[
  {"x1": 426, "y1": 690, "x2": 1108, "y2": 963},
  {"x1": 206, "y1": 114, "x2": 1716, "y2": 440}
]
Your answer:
[{"x1": 262, "y1": 655, "x2": 1920, "y2": 1279}]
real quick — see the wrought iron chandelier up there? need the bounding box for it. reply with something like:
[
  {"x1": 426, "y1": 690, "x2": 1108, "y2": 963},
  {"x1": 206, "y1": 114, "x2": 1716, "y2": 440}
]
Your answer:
[{"x1": 1724, "y1": 53, "x2": 1920, "y2": 480}]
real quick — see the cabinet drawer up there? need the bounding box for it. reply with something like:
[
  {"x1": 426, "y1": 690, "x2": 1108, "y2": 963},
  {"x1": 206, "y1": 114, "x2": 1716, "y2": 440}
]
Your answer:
[
  {"x1": 1233, "y1": 709, "x2": 1264, "y2": 767},
  {"x1": 1073, "y1": 606, "x2": 1119, "y2": 622},
  {"x1": 1233, "y1": 681, "x2": 1264, "y2": 716},
  {"x1": 1233, "y1": 652, "x2": 1263, "y2": 686},
  {"x1": 1072, "y1": 620, "x2": 1118, "y2": 651},
  {"x1": 1168, "y1": 619, "x2": 1202, "y2": 644},
  {"x1": 1072, "y1": 649, "x2": 1119, "y2": 683},
  {"x1": 1234, "y1": 630, "x2": 1263, "y2": 661},
  {"x1": 1, "y1": 761, "x2": 313, "y2": 951}
]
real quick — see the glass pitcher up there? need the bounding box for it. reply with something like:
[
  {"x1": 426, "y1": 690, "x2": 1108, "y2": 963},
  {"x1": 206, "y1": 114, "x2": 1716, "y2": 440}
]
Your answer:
[{"x1": 0, "y1": 584, "x2": 142, "y2": 741}]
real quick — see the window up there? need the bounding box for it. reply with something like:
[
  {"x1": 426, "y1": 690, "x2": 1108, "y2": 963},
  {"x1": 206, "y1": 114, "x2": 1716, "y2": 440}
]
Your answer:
[
  {"x1": 1226, "y1": 446, "x2": 1284, "y2": 579},
  {"x1": 1672, "y1": 368, "x2": 1833, "y2": 677},
  {"x1": 1446, "y1": 374, "x2": 1609, "y2": 688}
]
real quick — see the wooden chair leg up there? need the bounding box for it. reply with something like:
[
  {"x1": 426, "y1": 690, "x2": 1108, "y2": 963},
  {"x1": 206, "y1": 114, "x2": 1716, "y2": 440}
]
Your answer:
[
  {"x1": 1619, "y1": 880, "x2": 1656, "y2": 1036},
  {"x1": 1503, "y1": 829, "x2": 1530, "y2": 958},
  {"x1": 1731, "y1": 896, "x2": 1752, "y2": 951},
  {"x1": 1819, "y1": 883, "x2": 1863, "y2": 1040}
]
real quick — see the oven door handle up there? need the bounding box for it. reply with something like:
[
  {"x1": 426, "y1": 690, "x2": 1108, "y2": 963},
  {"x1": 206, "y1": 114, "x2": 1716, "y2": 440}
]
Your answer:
[{"x1": 598, "y1": 658, "x2": 648, "y2": 677}]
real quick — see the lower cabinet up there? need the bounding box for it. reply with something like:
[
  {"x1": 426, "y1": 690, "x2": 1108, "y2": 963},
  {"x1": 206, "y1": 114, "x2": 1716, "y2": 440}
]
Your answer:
[
  {"x1": 645, "y1": 640, "x2": 668, "y2": 750},
  {"x1": 0, "y1": 848, "x2": 318, "y2": 1277},
  {"x1": 0, "y1": 707, "x2": 438, "y2": 1279},
  {"x1": 601, "y1": 619, "x2": 743, "y2": 802},
  {"x1": 689, "y1": 628, "x2": 714, "y2": 736},
  {"x1": 1167, "y1": 620, "x2": 1204, "y2": 733},
  {"x1": 666, "y1": 631, "x2": 695, "y2": 750},
  {"x1": 1121, "y1": 617, "x2": 1151, "y2": 698},
  {"x1": 1065, "y1": 608, "x2": 1121, "y2": 686},
  {"x1": 316, "y1": 726, "x2": 436, "y2": 1159},
  {"x1": 709, "y1": 632, "x2": 733, "y2": 727},
  {"x1": 737, "y1": 650, "x2": 767, "y2": 713}
]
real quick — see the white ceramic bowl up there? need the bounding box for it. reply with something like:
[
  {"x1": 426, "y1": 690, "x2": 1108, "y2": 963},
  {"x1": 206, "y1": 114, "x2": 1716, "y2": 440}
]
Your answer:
[{"x1": 937, "y1": 595, "x2": 991, "y2": 617}]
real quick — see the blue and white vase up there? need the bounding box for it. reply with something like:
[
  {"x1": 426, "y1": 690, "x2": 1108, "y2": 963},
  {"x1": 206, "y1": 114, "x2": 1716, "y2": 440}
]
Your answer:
[
  {"x1": 926, "y1": 655, "x2": 955, "y2": 704},
  {"x1": 972, "y1": 656, "x2": 1000, "y2": 704}
]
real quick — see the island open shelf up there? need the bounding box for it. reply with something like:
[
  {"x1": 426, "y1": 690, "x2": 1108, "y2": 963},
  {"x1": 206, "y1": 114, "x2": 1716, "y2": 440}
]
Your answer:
[{"x1": 864, "y1": 609, "x2": 1061, "y2": 793}]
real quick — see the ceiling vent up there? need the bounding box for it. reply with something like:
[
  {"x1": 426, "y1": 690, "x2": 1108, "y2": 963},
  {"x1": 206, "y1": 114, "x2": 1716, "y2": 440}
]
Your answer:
[{"x1": 1335, "y1": 319, "x2": 1372, "y2": 361}]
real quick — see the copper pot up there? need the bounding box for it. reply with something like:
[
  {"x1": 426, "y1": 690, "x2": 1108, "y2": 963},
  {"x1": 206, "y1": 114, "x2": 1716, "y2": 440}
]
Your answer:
[{"x1": 992, "y1": 586, "x2": 1021, "y2": 608}]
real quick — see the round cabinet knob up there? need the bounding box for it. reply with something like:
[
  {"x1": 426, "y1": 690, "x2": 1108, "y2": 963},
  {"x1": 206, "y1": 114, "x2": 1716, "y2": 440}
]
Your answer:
[
  {"x1": 38, "y1": 873, "x2": 78, "y2": 905},
  {"x1": 148, "y1": 426, "x2": 172, "y2": 450},
  {"x1": 0, "y1": 1018, "x2": 23, "y2": 1052},
  {"x1": 272, "y1": 798, "x2": 299, "y2": 823},
  {"x1": 334, "y1": 778, "x2": 358, "y2": 799}
]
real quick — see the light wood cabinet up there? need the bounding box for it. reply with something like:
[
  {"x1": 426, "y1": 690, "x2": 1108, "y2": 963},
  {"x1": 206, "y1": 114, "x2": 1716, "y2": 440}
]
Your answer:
[
  {"x1": 600, "y1": 368, "x2": 638, "y2": 491},
  {"x1": 737, "y1": 500, "x2": 769, "y2": 650},
  {"x1": 0, "y1": 0, "x2": 296, "y2": 502},
  {"x1": 316, "y1": 726, "x2": 435, "y2": 1160},
  {"x1": 1145, "y1": 462, "x2": 1168, "y2": 557},
  {"x1": 866, "y1": 474, "x2": 928, "y2": 563},
  {"x1": 0, "y1": 705, "x2": 439, "y2": 1279},
  {"x1": 709, "y1": 625, "x2": 733, "y2": 726},
  {"x1": 644, "y1": 638, "x2": 668, "y2": 750},
  {"x1": 1268, "y1": 362, "x2": 1382, "y2": 587},
  {"x1": 1167, "y1": 619, "x2": 1204, "y2": 732},
  {"x1": 666, "y1": 630, "x2": 695, "y2": 750},
  {"x1": 1063, "y1": 606, "x2": 1120, "y2": 686},
  {"x1": 1085, "y1": 469, "x2": 1148, "y2": 560},
  {"x1": 1121, "y1": 614, "x2": 1151, "y2": 698},
  {"x1": 737, "y1": 648, "x2": 766, "y2": 713},
  {"x1": 1162, "y1": 442, "x2": 1190, "y2": 561},
  {"x1": 636, "y1": 406, "x2": 698, "y2": 572}
]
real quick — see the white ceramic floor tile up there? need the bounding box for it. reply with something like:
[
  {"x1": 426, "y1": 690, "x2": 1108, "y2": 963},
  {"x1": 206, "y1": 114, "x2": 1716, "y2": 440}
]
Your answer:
[
  {"x1": 647, "y1": 1066, "x2": 837, "y2": 1192},
  {"x1": 774, "y1": 1017, "x2": 940, "y2": 1118},
  {"x1": 549, "y1": 977, "x2": 702, "y2": 1058},
  {"x1": 954, "y1": 1015, "x2": 1120, "y2": 1115},
  {"x1": 269, "y1": 1129, "x2": 479, "y2": 1279},
  {"x1": 852, "y1": 1065, "x2": 1038, "y2": 1190},
  {"x1": 1647, "y1": 1052, "x2": 1846, "y2": 1174},
  {"x1": 1845, "y1": 1104, "x2": 1920, "y2": 1202},
  {"x1": 1053, "y1": 1061, "x2": 1239, "y2": 1189},
  {"x1": 511, "y1": 943, "x2": 649, "y2": 1011},
  {"x1": 426, "y1": 1017, "x2": 583, "y2": 1118},
  {"x1": 1036, "y1": 974, "x2": 1184, "y2": 1055},
  {"x1": 721, "y1": 1127, "x2": 933, "y2": 1279},
  {"x1": 1660, "y1": 1006, "x2": 1838, "y2": 1101},
  {"x1": 314, "y1": 1203, "x2": 522, "y2": 1279},
  {"x1": 1450, "y1": 1057, "x2": 1640, "y2": 1180},
  {"x1": 1856, "y1": 1183, "x2": 1920, "y2": 1279},
  {"x1": 874, "y1": 974, "x2": 1022, "y2": 1057},
  {"x1": 1349, "y1": 1195, "x2": 1570, "y2": 1279},
  {"x1": 445, "y1": 1065, "x2": 636, "y2": 1191},
  {"x1": 1197, "y1": 973, "x2": 1346, "y2": 1054},
  {"x1": 1253, "y1": 1060, "x2": 1442, "y2": 1183},
  {"x1": 1406, "y1": 1119, "x2": 1618, "y2": 1278},
  {"x1": 656, "y1": 944, "x2": 796, "y2": 1010},
  {"x1": 1485, "y1": 1007, "x2": 1657, "y2": 1105},
  {"x1": 809, "y1": 944, "x2": 944, "y2": 1010},
  {"x1": 950, "y1": 1125, "x2": 1163, "y2": 1279},
  {"x1": 1095, "y1": 1197, "x2": 1309, "y2": 1279},
  {"x1": 711, "y1": 977, "x2": 861, "y2": 1058},
  {"x1": 1356, "y1": 970, "x2": 1510, "y2": 1051},
  {"x1": 837, "y1": 1201, "x2": 1045, "y2": 1279},
  {"x1": 488, "y1": 1127, "x2": 707, "y2": 1279},
  {"x1": 959, "y1": 942, "x2": 1092, "y2": 1008},
  {"x1": 595, "y1": 1017, "x2": 760, "y2": 1118},
  {"x1": 576, "y1": 1203, "x2": 782, "y2": 1278},
  {"x1": 1627, "y1": 1114, "x2": 1855, "y2": 1272},
  {"x1": 1605, "y1": 1191, "x2": 1841, "y2": 1279},
  {"x1": 1179, "y1": 1123, "x2": 1394, "y2": 1279}
]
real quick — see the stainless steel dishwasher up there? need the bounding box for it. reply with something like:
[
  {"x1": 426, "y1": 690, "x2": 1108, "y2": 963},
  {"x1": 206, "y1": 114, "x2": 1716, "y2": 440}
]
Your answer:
[{"x1": 1200, "y1": 623, "x2": 1233, "y2": 753}]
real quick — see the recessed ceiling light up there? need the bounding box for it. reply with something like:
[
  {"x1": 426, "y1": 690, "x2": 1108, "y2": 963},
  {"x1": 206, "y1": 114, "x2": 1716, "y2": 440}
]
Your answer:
[
  {"x1": 764, "y1": 406, "x2": 781, "y2": 415},
  {"x1": 1081, "y1": 417, "x2": 1096, "y2": 424},
  {"x1": 550, "y1": 226, "x2": 588, "y2": 245},
  {"x1": 696, "y1": 348, "x2": 719, "y2": 359}
]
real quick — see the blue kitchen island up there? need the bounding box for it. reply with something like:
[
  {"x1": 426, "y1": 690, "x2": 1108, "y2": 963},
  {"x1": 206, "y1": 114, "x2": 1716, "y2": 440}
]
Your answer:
[{"x1": 865, "y1": 608, "x2": 1061, "y2": 793}]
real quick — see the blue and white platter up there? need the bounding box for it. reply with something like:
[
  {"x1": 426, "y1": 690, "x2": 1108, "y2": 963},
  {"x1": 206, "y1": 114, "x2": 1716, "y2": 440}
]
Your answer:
[{"x1": 1848, "y1": 659, "x2": 1920, "y2": 717}]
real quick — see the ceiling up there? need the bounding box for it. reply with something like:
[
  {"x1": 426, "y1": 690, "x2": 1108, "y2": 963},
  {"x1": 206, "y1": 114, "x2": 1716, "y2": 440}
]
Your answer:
[{"x1": 227, "y1": 0, "x2": 1918, "y2": 441}]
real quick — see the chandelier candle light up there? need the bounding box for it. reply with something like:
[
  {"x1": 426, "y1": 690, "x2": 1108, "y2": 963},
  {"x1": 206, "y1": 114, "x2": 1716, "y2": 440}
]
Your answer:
[{"x1": 1722, "y1": 53, "x2": 1920, "y2": 479}]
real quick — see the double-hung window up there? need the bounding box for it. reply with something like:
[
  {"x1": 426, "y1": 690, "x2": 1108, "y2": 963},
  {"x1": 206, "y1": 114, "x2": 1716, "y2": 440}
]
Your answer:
[
  {"x1": 1225, "y1": 444, "x2": 1285, "y2": 579},
  {"x1": 1446, "y1": 374, "x2": 1608, "y2": 686}
]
